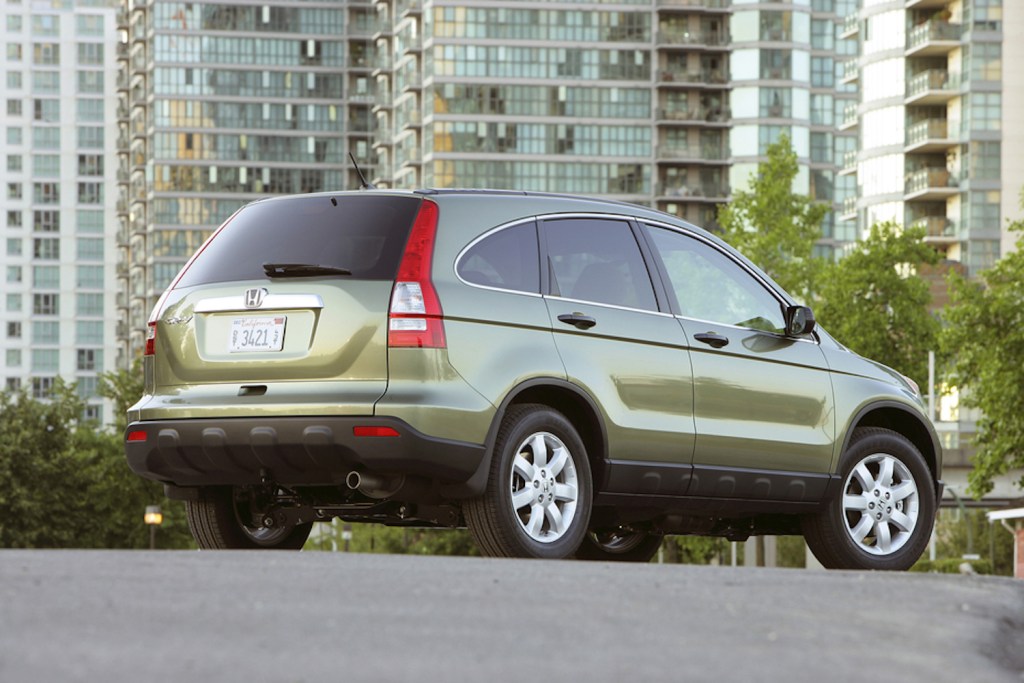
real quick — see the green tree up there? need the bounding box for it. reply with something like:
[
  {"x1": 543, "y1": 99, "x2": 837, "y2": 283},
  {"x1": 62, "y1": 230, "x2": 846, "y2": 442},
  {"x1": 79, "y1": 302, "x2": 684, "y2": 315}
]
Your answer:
[
  {"x1": 942, "y1": 217, "x2": 1024, "y2": 497},
  {"x1": 0, "y1": 373, "x2": 193, "y2": 549},
  {"x1": 814, "y1": 221, "x2": 940, "y2": 390},
  {"x1": 717, "y1": 134, "x2": 828, "y2": 299}
]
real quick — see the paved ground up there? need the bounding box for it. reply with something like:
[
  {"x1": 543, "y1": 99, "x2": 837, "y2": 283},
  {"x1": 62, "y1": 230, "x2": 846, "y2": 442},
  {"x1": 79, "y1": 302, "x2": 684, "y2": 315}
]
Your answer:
[{"x1": 1, "y1": 550, "x2": 1022, "y2": 683}]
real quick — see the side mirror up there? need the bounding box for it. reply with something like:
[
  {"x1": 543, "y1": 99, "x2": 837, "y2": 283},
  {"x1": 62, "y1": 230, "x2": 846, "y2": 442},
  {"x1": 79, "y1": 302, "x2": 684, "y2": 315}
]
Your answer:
[{"x1": 785, "y1": 305, "x2": 816, "y2": 337}]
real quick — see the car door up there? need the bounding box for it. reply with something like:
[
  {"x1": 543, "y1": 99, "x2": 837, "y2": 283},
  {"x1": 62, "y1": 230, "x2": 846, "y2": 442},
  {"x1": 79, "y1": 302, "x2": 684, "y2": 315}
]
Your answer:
[
  {"x1": 641, "y1": 222, "x2": 836, "y2": 502},
  {"x1": 540, "y1": 215, "x2": 696, "y2": 496}
]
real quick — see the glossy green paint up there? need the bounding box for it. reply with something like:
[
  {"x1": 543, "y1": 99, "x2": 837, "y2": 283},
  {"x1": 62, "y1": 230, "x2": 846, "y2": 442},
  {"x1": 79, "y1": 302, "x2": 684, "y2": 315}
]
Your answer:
[
  {"x1": 545, "y1": 298, "x2": 696, "y2": 465},
  {"x1": 375, "y1": 348, "x2": 495, "y2": 445},
  {"x1": 679, "y1": 318, "x2": 836, "y2": 473}
]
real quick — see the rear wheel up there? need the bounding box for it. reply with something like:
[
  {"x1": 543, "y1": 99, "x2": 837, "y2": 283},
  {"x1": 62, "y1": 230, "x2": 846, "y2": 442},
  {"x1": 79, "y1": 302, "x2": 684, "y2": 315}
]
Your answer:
[
  {"x1": 575, "y1": 527, "x2": 663, "y2": 562},
  {"x1": 465, "y1": 404, "x2": 592, "y2": 558},
  {"x1": 804, "y1": 427, "x2": 935, "y2": 570},
  {"x1": 186, "y1": 486, "x2": 312, "y2": 550}
]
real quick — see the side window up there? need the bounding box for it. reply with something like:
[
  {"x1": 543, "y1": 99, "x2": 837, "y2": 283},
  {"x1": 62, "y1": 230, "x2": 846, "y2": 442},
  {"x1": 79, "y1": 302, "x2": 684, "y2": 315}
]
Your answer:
[
  {"x1": 646, "y1": 225, "x2": 786, "y2": 334},
  {"x1": 543, "y1": 218, "x2": 657, "y2": 311},
  {"x1": 457, "y1": 222, "x2": 540, "y2": 293}
]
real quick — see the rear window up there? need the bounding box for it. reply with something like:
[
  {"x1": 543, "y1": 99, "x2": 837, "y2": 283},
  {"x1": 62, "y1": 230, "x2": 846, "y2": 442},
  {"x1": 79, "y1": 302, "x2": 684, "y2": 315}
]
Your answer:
[{"x1": 174, "y1": 194, "x2": 423, "y2": 288}]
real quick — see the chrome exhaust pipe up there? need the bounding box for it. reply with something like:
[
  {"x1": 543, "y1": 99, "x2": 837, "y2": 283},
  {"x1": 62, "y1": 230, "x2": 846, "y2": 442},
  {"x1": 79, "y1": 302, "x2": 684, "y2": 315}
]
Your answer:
[{"x1": 346, "y1": 470, "x2": 403, "y2": 499}]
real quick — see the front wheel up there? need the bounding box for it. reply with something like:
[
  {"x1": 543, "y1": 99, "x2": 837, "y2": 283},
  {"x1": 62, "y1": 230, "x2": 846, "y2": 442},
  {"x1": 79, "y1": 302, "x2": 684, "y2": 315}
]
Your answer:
[
  {"x1": 804, "y1": 427, "x2": 936, "y2": 570},
  {"x1": 186, "y1": 486, "x2": 312, "y2": 550},
  {"x1": 465, "y1": 404, "x2": 593, "y2": 559}
]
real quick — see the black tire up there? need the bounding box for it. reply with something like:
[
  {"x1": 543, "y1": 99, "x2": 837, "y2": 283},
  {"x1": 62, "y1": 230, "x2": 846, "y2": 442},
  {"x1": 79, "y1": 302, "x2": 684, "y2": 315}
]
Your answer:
[
  {"x1": 186, "y1": 486, "x2": 312, "y2": 550},
  {"x1": 464, "y1": 404, "x2": 593, "y2": 559},
  {"x1": 804, "y1": 427, "x2": 936, "y2": 570},
  {"x1": 575, "y1": 528, "x2": 663, "y2": 562}
]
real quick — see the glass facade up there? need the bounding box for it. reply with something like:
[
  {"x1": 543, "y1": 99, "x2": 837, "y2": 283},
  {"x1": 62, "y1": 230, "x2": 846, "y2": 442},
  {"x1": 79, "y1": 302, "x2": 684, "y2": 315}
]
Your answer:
[{"x1": 0, "y1": 1, "x2": 118, "y2": 422}]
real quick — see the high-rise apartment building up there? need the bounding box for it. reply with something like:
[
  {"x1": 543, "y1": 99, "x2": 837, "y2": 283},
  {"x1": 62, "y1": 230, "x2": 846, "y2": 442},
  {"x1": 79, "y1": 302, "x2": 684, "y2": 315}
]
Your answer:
[
  {"x1": 115, "y1": 0, "x2": 374, "y2": 360},
  {"x1": 840, "y1": 0, "x2": 1022, "y2": 497},
  {"x1": 371, "y1": 0, "x2": 851, "y2": 247},
  {"x1": 1, "y1": 0, "x2": 120, "y2": 422},
  {"x1": 840, "y1": 0, "x2": 1019, "y2": 276},
  {"x1": 115, "y1": 0, "x2": 856, "y2": 361}
]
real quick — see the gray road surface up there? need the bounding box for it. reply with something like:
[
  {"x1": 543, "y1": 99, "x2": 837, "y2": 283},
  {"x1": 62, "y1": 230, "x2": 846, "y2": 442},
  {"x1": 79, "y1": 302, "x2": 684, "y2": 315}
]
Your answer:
[{"x1": 1, "y1": 550, "x2": 1022, "y2": 683}]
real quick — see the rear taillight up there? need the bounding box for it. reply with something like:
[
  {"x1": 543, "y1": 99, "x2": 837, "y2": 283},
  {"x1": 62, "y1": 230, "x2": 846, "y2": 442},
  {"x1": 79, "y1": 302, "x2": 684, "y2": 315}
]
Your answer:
[
  {"x1": 388, "y1": 200, "x2": 445, "y2": 348},
  {"x1": 144, "y1": 321, "x2": 157, "y2": 356}
]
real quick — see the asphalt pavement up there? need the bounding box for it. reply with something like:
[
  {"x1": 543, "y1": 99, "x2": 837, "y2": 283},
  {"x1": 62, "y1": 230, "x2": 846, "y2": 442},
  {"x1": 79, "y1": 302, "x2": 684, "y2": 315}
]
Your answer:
[{"x1": 1, "y1": 549, "x2": 1022, "y2": 683}]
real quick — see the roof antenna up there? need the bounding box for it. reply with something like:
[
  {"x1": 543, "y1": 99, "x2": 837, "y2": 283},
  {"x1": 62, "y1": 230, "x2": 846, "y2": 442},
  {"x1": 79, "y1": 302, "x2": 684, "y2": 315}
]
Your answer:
[{"x1": 349, "y1": 152, "x2": 376, "y2": 191}]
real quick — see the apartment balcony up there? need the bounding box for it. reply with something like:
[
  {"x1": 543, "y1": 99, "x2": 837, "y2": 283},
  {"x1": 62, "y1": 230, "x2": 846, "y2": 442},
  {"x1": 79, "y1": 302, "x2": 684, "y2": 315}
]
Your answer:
[
  {"x1": 838, "y1": 150, "x2": 857, "y2": 176},
  {"x1": 656, "y1": 0, "x2": 731, "y2": 10},
  {"x1": 839, "y1": 103, "x2": 858, "y2": 131},
  {"x1": 656, "y1": 106, "x2": 730, "y2": 124},
  {"x1": 656, "y1": 143, "x2": 729, "y2": 162},
  {"x1": 904, "y1": 168, "x2": 959, "y2": 201},
  {"x1": 657, "y1": 68, "x2": 728, "y2": 88},
  {"x1": 395, "y1": 0, "x2": 421, "y2": 18},
  {"x1": 839, "y1": 196, "x2": 857, "y2": 220},
  {"x1": 906, "y1": 21, "x2": 962, "y2": 57},
  {"x1": 656, "y1": 29, "x2": 728, "y2": 48},
  {"x1": 905, "y1": 119, "x2": 958, "y2": 153},
  {"x1": 905, "y1": 69, "x2": 959, "y2": 105},
  {"x1": 840, "y1": 59, "x2": 859, "y2": 84},
  {"x1": 910, "y1": 215, "x2": 959, "y2": 245},
  {"x1": 840, "y1": 13, "x2": 859, "y2": 39},
  {"x1": 656, "y1": 183, "x2": 729, "y2": 201}
]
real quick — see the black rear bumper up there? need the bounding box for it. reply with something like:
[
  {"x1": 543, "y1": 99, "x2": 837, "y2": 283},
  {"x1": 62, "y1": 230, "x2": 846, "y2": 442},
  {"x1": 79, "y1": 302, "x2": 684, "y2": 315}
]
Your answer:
[{"x1": 125, "y1": 416, "x2": 486, "y2": 488}]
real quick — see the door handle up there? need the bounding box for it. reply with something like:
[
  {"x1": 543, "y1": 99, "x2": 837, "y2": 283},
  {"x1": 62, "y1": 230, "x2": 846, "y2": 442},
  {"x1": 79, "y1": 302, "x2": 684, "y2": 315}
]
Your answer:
[
  {"x1": 557, "y1": 313, "x2": 597, "y2": 330},
  {"x1": 693, "y1": 332, "x2": 729, "y2": 349}
]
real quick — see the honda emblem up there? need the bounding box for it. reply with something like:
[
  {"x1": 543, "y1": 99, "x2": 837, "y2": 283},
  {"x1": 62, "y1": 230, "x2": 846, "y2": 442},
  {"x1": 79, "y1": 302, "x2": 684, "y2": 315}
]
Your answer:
[{"x1": 244, "y1": 288, "x2": 267, "y2": 309}]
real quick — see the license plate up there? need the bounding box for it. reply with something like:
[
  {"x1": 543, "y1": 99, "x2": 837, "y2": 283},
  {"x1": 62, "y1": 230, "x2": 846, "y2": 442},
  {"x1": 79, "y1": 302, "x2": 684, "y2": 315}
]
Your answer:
[{"x1": 229, "y1": 316, "x2": 286, "y2": 353}]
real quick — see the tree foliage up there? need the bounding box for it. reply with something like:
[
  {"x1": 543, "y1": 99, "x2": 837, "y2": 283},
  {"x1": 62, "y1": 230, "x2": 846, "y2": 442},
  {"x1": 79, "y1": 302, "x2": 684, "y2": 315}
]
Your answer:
[
  {"x1": 942, "y1": 218, "x2": 1024, "y2": 497},
  {"x1": 814, "y1": 221, "x2": 940, "y2": 389},
  {"x1": 717, "y1": 134, "x2": 828, "y2": 299},
  {"x1": 0, "y1": 373, "x2": 193, "y2": 549}
]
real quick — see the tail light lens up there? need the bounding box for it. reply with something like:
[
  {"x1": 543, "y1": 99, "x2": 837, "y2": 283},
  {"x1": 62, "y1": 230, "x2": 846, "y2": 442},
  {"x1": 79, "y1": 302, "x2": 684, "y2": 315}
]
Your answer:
[
  {"x1": 144, "y1": 321, "x2": 157, "y2": 356},
  {"x1": 388, "y1": 200, "x2": 445, "y2": 348}
]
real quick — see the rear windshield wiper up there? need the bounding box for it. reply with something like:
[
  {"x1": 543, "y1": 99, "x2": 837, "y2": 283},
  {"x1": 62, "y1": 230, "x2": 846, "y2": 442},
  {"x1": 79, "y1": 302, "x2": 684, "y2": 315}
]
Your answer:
[{"x1": 263, "y1": 262, "x2": 352, "y2": 278}]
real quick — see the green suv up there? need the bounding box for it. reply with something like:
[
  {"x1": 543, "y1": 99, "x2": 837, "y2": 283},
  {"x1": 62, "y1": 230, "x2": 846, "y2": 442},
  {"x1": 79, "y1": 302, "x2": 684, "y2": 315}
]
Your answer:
[{"x1": 125, "y1": 190, "x2": 942, "y2": 569}]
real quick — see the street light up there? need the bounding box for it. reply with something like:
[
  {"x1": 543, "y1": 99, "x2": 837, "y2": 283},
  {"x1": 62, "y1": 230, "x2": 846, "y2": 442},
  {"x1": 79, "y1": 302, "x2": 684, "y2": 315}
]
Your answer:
[{"x1": 144, "y1": 505, "x2": 163, "y2": 550}]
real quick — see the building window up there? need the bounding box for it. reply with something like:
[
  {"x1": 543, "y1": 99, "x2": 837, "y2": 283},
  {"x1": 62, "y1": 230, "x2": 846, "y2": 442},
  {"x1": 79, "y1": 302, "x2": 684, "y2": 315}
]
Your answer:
[
  {"x1": 5, "y1": 378, "x2": 22, "y2": 392},
  {"x1": 6, "y1": 322, "x2": 22, "y2": 339},
  {"x1": 5, "y1": 349, "x2": 21, "y2": 368},
  {"x1": 33, "y1": 182, "x2": 60, "y2": 204},
  {"x1": 76, "y1": 320, "x2": 103, "y2": 344},
  {"x1": 6, "y1": 70, "x2": 22, "y2": 88},
  {"x1": 76, "y1": 349, "x2": 102, "y2": 372},
  {"x1": 32, "y1": 264, "x2": 60, "y2": 287},
  {"x1": 8, "y1": 182, "x2": 22, "y2": 199},
  {"x1": 32, "y1": 293, "x2": 59, "y2": 315},
  {"x1": 76, "y1": 238, "x2": 103, "y2": 261},
  {"x1": 7, "y1": 237, "x2": 22, "y2": 256},
  {"x1": 77, "y1": 125, "x2": 103, "y2": 148},
  {"x1": 31, "y1": 377, "x2": 55, "y2": 400},
  {"x1": 32, "y1": 321, "x2": 59, "y2": 344},
  {"x1": 6, "y1": 266, "x2": 22, "y2": 284},
  {"x1": 32, "y1": 127, "x2": 59, "y2": 149},
  {"x1": 7, "y1": 210, "x2": 22, "y2": 228},
  {"x1": 33, "y1": 210, "x2": 59, "y2": 232},
  {"x1": 7, "y1": 153, "x2": 22, "y2": 171},
  {"x1": 76, "y1": 265, "x2": 103, "y2": 289},
  {"x1": 31, "y1": 349, "x2": 58, "y2": 372},
  {"x1": 32, "y1": 42, "x2": 59, "y2": 65},
  {"x1": 811, "y1": 56, "x2": 834, "y2": 88},
  {"x1": 31, "y1": 71, "x2": 59, "y2": 94},
  {"x1": 76, "y1": 293, "x2": 103, "y2": 316},
  {"x1": 76, "y1": 98, "x2": 103, "y2": 122},
  {"x1": 33, "y1": 153, "x2": 59, "y2": 177},
  {"x1": 6, "y1": 293, "x2": 22, "y2": 312},
  {"x1": 77, "y1": 182, "x2": 102, "y2": 204},
  {"x1": 76, "y1": 70, "x2": 103, "y2": 94},
  {"x1": 759, "y1": 88, "x2": 791, "y2": 118},
  {"x1": 6, "y1": 98, "x2": 21, "y2": 115},
  {"x1": 76, "y1": 42, "x2": 103, "y2": 65},
  {"x1": 33, "y1": 97, "x2": 59, "y2": 121}
]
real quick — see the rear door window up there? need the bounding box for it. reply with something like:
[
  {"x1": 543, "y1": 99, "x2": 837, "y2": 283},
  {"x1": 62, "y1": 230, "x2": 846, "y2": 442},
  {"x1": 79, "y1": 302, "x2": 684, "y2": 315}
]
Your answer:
[
  {"x1": 175, "y1": 194, "x2": 422, "y2": 288},
  {"x1": 457, "y1": 221, "x2": 540, "y2": 293},
  {"x1": 542, "y1": 217, "x2": 658, "y2": 312}
]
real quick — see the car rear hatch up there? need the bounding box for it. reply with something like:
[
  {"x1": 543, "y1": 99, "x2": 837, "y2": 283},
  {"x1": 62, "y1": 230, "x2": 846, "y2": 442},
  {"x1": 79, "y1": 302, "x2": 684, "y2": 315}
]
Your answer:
[{"x1": 142, "y1": 193, "x2": 424, "y2": 418}]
